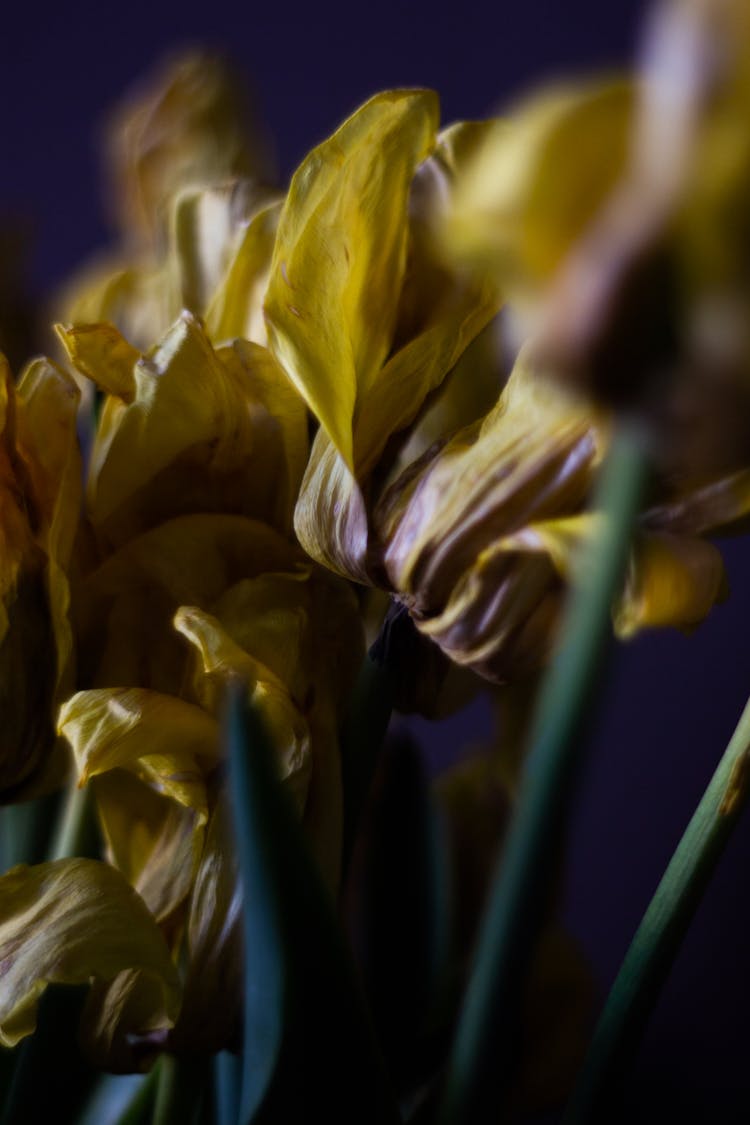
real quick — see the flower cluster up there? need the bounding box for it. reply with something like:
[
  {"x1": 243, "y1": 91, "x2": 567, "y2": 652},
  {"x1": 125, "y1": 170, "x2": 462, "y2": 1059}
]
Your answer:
[{"x1": 0, "y1": 3, "x2": 749, "y2": 1111}]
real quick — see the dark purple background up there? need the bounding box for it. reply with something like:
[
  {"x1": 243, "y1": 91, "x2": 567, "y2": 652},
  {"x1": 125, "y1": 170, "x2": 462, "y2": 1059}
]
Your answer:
[{"x1": 4, "y1": 0, "x2": 750, "y2": 1120}]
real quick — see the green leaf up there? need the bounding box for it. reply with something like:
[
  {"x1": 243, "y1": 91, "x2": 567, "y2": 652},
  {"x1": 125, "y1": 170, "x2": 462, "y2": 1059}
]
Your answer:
[{"x1": 225, "y1": 684, "x2": 400, "y2": 1125}]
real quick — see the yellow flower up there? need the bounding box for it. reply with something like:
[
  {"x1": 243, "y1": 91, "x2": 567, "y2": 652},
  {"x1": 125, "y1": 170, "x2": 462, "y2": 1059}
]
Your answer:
[
  {"x1": 0, "y1": 354, "x2": 80, "y2": 796},
  {"x1": 46, "y1": 285, "x2": 361, "y2": 1058},
  {"x1": 442, "y1": 0, "x2": 750, "y2": 483},
  {"x1": 265, "y1": 91, "x2": 733, "y2": 680}
]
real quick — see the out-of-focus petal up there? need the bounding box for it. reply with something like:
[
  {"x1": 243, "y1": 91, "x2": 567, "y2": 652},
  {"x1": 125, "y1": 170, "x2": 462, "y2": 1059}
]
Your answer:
[
  {"x1": 105, "y1": 51, "x2": 272, "y2": 249},
  {"x1": 615, "y1": 531, "x2": 727, "y2": 638},
  {"x1": 442, "y1": 80, "x2": 633, "y2": 296},
  {"x1": 265, "y1": 89, "x2": 439, "y2": 467},
  {"x1": 206, "y1": 198, "x2": 282, "y2": 345},
  {"x1": 0, "y1": 858, "x2": 180, "y2": 1049}
]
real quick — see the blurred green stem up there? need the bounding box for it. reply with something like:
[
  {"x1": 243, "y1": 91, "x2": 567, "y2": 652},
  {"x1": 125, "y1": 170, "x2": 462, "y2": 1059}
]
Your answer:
[
  {"x1": 49, "y1": 780, "x2": 94, "y2": 861},
  {"x1": 563, "y1": 692, "x2": 750, "y2": 1124},
  {"x1": 437, "y1": 424, "x2": 648, "y2": 1124}
]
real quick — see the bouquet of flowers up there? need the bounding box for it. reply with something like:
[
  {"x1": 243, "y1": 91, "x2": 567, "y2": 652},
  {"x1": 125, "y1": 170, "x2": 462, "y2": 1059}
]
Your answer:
[{"x1": 1, "y1": 0, "x2": 749, "y2": 1120}]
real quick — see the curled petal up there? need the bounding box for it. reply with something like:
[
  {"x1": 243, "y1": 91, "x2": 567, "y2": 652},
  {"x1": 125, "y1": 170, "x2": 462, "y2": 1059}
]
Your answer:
[
  {"x1": 58, "y1": 687, "x2": 219, "y2": 819},
  {"x1": 94, "y1": 770, "x2": 202, "y2": 928},
  {"x1": 294, "y1": 431, "x2": 372, "y2": 583},
  {"x1": 82, "y1": 315, "x2": 305, "y2": 547},
  {"x1": 378, "y1": 358, "x2": 601, "y2": 614},
  {"x1": 174, "y1": 606, "x2": 311, "y2": 806},
  {"x1": 0, "y1": 858, "x2": 180, "y2": 1049}
]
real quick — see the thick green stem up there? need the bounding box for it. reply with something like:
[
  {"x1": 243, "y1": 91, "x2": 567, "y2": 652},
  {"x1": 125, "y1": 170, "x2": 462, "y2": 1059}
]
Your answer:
[
  {"x1": 437, "y1": 425, "x2": 648, "y2": 1125},
  {"x1": 563, "y1": 693, "x2": 750, "y2": 1124}
]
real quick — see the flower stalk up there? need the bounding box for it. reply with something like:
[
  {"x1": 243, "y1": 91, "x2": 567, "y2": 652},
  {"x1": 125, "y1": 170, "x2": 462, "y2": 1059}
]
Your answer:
[
  {"x1": 563, "y1": 692, "x2": 750, "y2": 1124},
  {"x1": 438, "y1": 424, "x2": 649, "y2": 1124}
]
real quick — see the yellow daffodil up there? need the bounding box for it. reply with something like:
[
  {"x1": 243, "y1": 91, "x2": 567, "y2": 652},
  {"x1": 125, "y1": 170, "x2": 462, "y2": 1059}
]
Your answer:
[{"x1": 0, "y1": 354, "x2": 80, "y2": 796}]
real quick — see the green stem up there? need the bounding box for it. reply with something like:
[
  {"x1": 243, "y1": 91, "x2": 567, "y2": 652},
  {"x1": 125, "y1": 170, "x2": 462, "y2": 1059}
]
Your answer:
[
  {"x1": 152, "y1": 1055, "x2": 207, "y2": 1125},
  {"x1": 49, "y1": 781, "x2": 94, "y2": 861},
  {"x1": 437, "y1": 425, "x2": 649, "y2": 1125},
  {"x1": 563, "y1": 693, "x2": 750, "y2": 1124}
]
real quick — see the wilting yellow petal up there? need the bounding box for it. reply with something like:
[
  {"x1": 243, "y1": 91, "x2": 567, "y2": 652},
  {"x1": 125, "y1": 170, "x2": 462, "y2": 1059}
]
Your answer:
[
  {"x1": 75, "y1": 515, "x2": 302, "y2": 691},
  {"x1": 0, "y1": 358, "x2": 81, "y2": 797},
  {"x1": 83, "y1": 314, "x2": 304, "y2": 547},
  {"x1": 498, "y1": 513, "x2": 601, "y2": 579},
  {"x1": 443, "y1": 80, "x2": 633, "y2": 294},
  {"x1": 58, "y1": 688, "x2": 220, "y2": 819},
  {"x1": 55, "y1": 322, "x2": 139, "y2": 401},
  {"x1": 214, "y1": 338, "x2": 309, "y2": 531},
  {"x1": 174, "y1": 606, "x2": 311, "y2": 808},
  {"x1": 0, "y1": 858, "x2": 180, "y2": 1048},
  {"x1": 378, "y1": 356, "x2": 601, "y2": 613},
  {"x1": 94, "y1": 770, "x2": 201, "y2": 928},
  {"x1": 265, "y1": 89, "x2": 439, "y2": 466},
  {"x1": 615, "y1": 531, "x2": 727, "y2": 638}
]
